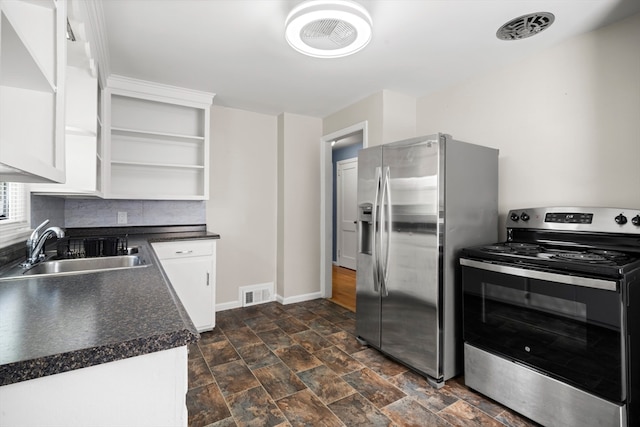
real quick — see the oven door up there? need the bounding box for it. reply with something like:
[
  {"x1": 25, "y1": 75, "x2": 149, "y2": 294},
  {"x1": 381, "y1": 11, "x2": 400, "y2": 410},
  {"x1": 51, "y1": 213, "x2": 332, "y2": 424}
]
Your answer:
[{"x1": 461, "y1": 258, "x2": 624, "y2": 403}]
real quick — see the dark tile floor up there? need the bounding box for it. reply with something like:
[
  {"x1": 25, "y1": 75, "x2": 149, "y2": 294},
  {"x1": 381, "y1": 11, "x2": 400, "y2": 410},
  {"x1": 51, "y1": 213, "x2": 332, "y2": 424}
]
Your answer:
[{"x1": 187, "y1": 299, "x2": 539, "y2": 427}]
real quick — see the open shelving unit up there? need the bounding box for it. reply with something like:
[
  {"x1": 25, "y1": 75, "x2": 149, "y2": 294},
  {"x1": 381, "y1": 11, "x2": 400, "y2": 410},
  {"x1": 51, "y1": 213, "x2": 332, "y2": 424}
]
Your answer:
[{"x1": 102, "y1": 76, "x2": 214, "y2": 200}]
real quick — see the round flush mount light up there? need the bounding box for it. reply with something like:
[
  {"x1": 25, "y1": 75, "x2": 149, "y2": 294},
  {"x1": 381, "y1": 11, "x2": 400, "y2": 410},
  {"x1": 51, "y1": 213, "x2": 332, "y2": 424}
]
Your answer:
[
  {"x1": 497, "y1": 12, "x2": 555, "y2": 40},
  {"x1": 285, "y1": 0, "x2": 372, "y2": 58}
]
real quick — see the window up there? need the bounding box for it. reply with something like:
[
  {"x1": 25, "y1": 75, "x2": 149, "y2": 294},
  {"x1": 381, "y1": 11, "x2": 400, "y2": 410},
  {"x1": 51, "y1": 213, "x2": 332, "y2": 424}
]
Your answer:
[{"x1": 0, "y1": 182, "x2": 31, "y2": 248}]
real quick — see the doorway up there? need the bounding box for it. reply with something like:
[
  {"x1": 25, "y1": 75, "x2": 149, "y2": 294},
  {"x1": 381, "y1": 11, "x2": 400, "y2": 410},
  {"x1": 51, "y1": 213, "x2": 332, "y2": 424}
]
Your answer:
[
  {"x1": 320, "y1": 121, "x2": 368, "y2": 310},
  {"x1": 331, "y1": 150, "x2": 359, "y2": 311}
]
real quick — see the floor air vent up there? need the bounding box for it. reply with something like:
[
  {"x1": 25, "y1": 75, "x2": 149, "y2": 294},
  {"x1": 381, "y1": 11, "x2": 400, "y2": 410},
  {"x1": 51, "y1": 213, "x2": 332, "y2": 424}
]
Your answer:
[{"x1": 240, "y1": 283, "x2": 274, "y2": 307}]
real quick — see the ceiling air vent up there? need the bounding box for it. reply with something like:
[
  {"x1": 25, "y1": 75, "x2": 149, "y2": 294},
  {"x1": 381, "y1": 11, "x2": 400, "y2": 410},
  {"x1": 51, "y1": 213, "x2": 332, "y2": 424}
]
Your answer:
[{"x1": 497, "y1": 12, "x2": 555, "y2": 41}]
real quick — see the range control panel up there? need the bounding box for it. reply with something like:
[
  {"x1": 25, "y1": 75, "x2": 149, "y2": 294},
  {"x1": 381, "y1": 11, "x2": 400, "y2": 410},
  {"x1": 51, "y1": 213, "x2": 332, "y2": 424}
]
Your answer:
[
  {"x1": 545, "y1": 212, "x2": 593, "y2": 224},
  {"x1": 507, "y1": 207, "x2": 640, "y2": 234}
]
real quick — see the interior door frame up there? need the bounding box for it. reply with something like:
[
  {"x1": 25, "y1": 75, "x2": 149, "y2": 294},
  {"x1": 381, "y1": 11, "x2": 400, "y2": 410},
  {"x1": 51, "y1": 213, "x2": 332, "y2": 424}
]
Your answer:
[{"x1": 320, "y1": 121, "x2": 368, "y2": 299}]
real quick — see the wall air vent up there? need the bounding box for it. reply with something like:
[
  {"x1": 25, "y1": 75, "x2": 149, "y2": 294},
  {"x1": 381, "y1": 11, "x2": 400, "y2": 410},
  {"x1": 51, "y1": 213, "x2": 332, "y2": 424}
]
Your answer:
[
  {"x1": 240, "y1": 283, "x2": 274, "y2": 307},
  {"x1": 497, "y1": 12, "x2": 555, "y2": 41}
]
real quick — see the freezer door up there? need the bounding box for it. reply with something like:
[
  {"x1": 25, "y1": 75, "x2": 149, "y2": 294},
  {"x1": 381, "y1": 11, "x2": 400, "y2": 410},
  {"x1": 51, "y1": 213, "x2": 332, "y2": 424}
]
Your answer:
[
  {"x1": 355, "y1": 145, "x2": 382, "y2": 348},
  {"x1": 380, "y1": 137, "x2": 442, "y2": 378}
]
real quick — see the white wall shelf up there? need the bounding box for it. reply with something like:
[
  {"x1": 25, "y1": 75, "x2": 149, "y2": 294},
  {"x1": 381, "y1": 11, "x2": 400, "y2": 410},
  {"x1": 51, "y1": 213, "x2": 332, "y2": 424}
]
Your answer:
[
  {"x1": 109, "y1": 165, "x2": 204, "y2": 200},
  {"x1": 110, "y1": 127, "x2": 205, "y2": 141},
  {"x1": 110, "y1": 161, "x2": 205, "y2": 169}
]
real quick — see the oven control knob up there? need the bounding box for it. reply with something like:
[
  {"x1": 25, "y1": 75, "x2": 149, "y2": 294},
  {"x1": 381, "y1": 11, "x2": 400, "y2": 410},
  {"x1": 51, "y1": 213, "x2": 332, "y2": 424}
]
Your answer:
[
  {"x1": 520, "y1": 212, "x2": 530, "y2": 221},
  {"x1": 632, "y1": 215, "x2": 640, "y2": 226},
  {"x1": 615, "y1": 214, "x2": 627, "y2": 225},
  {"x1": 510, "y1": 213, "x2": 519, "y2": 222}
]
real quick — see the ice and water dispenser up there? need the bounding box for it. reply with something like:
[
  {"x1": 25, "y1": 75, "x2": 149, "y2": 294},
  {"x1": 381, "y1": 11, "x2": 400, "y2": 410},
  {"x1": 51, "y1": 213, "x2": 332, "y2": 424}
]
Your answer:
[{"x1": 358, "y1": 203, "x2": 373, "y2": 255}]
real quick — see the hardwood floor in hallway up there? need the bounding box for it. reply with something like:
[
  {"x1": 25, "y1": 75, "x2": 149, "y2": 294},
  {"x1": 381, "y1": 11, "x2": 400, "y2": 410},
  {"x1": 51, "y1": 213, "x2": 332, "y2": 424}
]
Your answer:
[{"x1": 329, "y1": 265, "x2": 356, "y2": 312}]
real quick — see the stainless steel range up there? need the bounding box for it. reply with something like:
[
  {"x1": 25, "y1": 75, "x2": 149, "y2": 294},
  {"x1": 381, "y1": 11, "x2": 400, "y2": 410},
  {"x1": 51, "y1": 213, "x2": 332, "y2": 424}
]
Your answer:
[{"x1": 460, "y1": 207, "x2": 640, "y2": 427}]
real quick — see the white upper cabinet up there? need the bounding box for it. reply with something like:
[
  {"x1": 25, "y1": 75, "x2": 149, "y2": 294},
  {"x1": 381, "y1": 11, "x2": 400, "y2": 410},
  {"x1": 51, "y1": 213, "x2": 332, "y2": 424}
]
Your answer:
[
  {"x1": 102, "y1": 76, "x2": 214, "y2": 200},
  {"x1": 30, "y1": 66, "x2": 100, "y2": 195},
  {"x1": 0, "y1": 0, "x2": 66, "y2": 183}
]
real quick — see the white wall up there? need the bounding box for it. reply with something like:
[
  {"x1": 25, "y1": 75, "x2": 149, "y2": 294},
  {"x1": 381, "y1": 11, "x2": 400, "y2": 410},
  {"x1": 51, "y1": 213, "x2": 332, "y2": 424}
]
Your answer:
[
  {"x1": 382, "y1": 90, "x2": 417, "y2": 143},
  {"x1": 324, "y1": 90, "x2": 417, "y2": 148},
  {"x1": 206, "y1": 106, "x2": 278, "y2": 308},
  {"x1": 277, "y1": 113, "x2": 323, "y2": 302},
  {"x1": 417, "y1": 13, "x2": 640, "y2": 228},
  {"x1": 206, "y1": 107, "x2": 322, "y2": 308},
  {"x1": 324, "y1": 92, "x2": 384, "y2": 146}
]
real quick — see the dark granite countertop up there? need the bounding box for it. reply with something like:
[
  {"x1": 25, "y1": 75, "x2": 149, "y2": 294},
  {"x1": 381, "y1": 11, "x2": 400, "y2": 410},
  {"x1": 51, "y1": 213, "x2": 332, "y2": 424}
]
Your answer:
[{"x1": 0, "y1": 225, "x2": 220, "y2": 386}]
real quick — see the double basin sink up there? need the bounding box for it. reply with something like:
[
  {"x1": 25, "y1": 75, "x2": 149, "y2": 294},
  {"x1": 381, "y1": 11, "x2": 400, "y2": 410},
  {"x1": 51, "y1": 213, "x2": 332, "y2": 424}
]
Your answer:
[{"x1": 0, "y1": 249, "x2": 149, "y2": 281}]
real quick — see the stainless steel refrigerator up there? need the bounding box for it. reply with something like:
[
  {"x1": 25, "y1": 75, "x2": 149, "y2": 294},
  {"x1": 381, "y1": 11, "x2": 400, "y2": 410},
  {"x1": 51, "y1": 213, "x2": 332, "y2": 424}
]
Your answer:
[{"x1": 356, "y1": 133, "x2": 498, "y2": 387}]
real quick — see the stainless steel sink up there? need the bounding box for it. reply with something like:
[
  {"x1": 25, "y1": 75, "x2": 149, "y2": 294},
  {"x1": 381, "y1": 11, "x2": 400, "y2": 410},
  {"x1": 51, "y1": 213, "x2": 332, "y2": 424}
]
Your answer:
[
  {"x1": 27, "y1": 255, "x2": 146, "y2": 274},
  {"x1": 0, "y1": 254, "x2": 149, "y2": 281}
]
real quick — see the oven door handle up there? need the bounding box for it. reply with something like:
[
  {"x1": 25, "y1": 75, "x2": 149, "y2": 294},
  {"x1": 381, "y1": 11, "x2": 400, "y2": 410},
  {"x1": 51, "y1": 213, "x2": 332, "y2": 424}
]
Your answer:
[{"x1": 460, "y1": 258, "x2": 618, "y2": 291}]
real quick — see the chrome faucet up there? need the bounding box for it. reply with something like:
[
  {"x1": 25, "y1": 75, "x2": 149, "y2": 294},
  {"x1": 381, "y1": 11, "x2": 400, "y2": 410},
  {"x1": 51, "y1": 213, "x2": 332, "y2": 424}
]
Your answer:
[{"x1": 22, "y1": 219, "x2": 65, "y2": 268}]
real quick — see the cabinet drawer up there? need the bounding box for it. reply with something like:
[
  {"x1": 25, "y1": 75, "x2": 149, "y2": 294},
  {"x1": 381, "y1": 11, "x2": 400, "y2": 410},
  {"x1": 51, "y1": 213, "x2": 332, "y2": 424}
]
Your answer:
[{"x1": 152, "y1": 239, "x2": 214, "y2": 260}]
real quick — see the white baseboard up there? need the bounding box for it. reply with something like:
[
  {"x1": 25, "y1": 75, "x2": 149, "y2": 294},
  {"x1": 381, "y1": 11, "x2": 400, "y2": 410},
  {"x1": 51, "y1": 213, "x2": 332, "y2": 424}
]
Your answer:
[
  {"x1": 216, "y1": 300, "x2": 241, "y2": 312},
  {"x1": 276, "y1": 291, "x2": 323, "y2": 305},
  {"x1": 218, "y1": 291, "x2": 323, "y2": 311}
]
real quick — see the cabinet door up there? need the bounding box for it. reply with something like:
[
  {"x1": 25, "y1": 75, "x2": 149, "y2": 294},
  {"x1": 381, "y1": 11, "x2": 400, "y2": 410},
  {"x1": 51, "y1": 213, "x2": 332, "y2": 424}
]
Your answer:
[
  {"x1": 161, "y1": 255, "x2": 215, "y2": 332},
  {"x1": 0, "y1": 0, "x2": 66, "y2": 183},
  {"x1": 31, "y1": 66, "x2": 101, "y2": 195}
]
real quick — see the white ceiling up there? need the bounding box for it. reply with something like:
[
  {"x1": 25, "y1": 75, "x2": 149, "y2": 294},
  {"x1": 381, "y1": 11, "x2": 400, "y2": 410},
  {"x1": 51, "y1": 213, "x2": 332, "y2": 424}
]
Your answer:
[{"x1": 99, "y1": 0, "x2": 640, "y2": 118}]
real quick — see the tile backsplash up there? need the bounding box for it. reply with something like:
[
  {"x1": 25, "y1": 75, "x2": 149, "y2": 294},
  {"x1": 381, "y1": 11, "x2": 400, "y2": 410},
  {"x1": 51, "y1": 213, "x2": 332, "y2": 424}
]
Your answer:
[
  {"x1": 31, "y1": 195, "x2": 206, "y2": 228},
  {"x1": 30, "y1": 195, "x2": 65, "y2": 228}
]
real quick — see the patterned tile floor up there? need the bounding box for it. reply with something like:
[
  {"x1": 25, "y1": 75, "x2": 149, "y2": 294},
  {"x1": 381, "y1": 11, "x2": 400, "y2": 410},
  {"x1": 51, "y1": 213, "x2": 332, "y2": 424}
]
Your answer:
[{"x1": 187, "y1": 299, "x2": 540, "y2": 427}]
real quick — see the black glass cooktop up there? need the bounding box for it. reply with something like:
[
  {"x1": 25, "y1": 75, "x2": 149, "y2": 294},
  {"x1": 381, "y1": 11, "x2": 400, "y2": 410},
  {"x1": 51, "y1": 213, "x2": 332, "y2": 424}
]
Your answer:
[{"x1": 462, "y1": 242, "x2": 640, "y2": 277}]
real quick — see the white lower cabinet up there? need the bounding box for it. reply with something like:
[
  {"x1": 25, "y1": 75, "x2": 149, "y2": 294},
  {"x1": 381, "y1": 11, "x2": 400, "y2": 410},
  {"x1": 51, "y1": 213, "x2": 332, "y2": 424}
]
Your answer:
[
  {"x1": 0, "y1": 346, "x2": 189, "y2": 427},
  {"x1": 153, "y1": 239, "x2": 216, "y2": 332}
]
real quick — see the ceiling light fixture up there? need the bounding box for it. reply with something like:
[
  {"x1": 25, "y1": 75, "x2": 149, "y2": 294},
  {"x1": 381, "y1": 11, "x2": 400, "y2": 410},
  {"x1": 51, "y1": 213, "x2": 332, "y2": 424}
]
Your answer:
[{"x1": 285, "y1": 0, "x2": 372, "y2": 58}]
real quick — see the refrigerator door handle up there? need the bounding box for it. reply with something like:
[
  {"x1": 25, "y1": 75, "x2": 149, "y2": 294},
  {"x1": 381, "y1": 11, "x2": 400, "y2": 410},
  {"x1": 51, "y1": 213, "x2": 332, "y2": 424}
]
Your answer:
[
  {"x1": 372, "y1": 166, "x2": 382, "y2": 293},
  {"x1": 380, "y1": 166, "x2": 391, "y2": 297}
]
